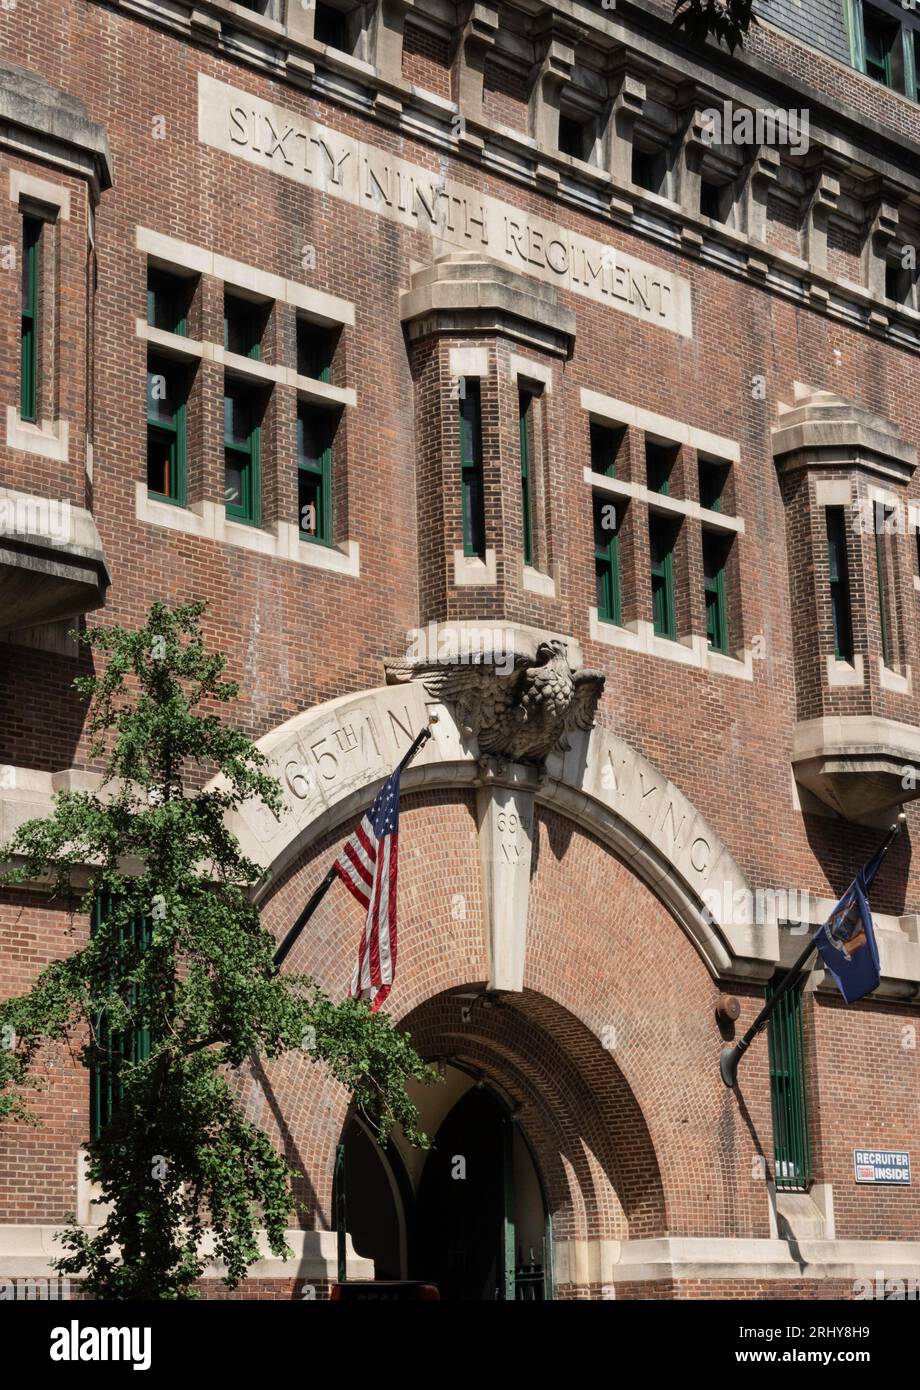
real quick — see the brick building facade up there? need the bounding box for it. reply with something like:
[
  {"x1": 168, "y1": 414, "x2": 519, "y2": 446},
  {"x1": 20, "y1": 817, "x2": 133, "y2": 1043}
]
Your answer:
[{"x1": 2, "y1": 0, "x2": 920, "y2": 1300}]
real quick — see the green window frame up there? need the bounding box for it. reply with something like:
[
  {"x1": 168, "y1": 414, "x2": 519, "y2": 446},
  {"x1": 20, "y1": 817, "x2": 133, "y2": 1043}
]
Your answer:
[
  {"x1": 649, "y1": 515, "x2": 677, "y2": 639},
  {"x1": 459, "y1": 377, "x2": 486, "y2": 560},
  {"x1": 224, "y1": 293, "x2": 262, "y2": 361},
  {"x1": 826, "y1": 507, "x2": 854, "y2": 662},
  {"x1": 298, "y1": 404, "x2": 334, "y2": 544},
  {"x1": 224, "y1": 381, "x2": 262, "y2": 525},
  {"x1": 703, "y1": 531, "x2": 729, "y2": 654},
  {"x1": 518, "y1": 387, "x2": 535, "y2": 567},
  {"x1": 296, "y1": 318, "x2": 335, "y2": 382},
  {"x1": 20, "y1": 216, "x2": 41, "y2": 423},
  {"x1": 147, "y1": 266, "x2": 189, "y2": 337},
  {"x1": 766, "y1": 973, "x2": 811, "y2": 1192},
  {"x1": 594, "y1": 493, "x2": 621, "y2": 626},
  {"x1": 146, "y1": 355, "x2": 187, "y2": 505},
  {"x1": 849, "y1": 0, "x2": 919, "y2": 97},
  {"x1": 89, "y1": 895, "x2": 152, "y2": 1141},
  {"x1": 590, "y1": 421, "x2": 622, "y2": 478}
]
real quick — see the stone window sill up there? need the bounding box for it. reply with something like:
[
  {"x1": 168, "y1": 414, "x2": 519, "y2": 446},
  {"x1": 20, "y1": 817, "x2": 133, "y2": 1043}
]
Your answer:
[{"x1": 589, "y1": 609, "x2": 753, "y2": 681}]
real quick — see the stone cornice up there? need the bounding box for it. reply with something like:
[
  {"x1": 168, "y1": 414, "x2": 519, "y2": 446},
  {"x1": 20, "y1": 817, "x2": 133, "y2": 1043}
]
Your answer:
[{"x1": 0, "y1": 57, "x2": 114, "y2": 199}]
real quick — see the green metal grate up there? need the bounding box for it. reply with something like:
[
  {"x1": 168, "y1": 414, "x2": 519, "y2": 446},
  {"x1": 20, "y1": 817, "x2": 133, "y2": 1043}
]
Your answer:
[
  {"x1": 766, "y1": 973, "x2": 811, "y2": 1191},
  {"x1": 89, "y1": 895, "x2": 152, "y2": 1140}
]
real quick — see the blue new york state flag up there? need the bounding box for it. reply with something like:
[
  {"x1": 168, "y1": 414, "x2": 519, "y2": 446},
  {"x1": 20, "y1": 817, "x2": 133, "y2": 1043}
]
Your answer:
[{"x1": 813, "y1": 843, "x2": 887, "y2": 1004}]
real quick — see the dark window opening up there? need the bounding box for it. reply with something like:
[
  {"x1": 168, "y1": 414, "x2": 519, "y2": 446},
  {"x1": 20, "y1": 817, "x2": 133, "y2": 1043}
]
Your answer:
[
  {"x1": 147, "y1": 266, "x2": 192, "y2": 337},
  {"x1": 459, "y1": 378, "x2": 486, "y2": 560},
  {"x1": 649, "y1": 515, "x2": 678, "y2": 640},
  {"x1": 590, "y1": 421, "x2": 625, "y2": 478},
  {"x1": 698, "y1": 458, "x2": 729, "y2": 513},
  {"x1": 631, "y1": 145, "x2": 665, "y2": 195},
  {"x1": 224, "y1": 380, "x2": 263, "y2": 524},
  {"x1": 826, "y1": 507, "x2": 854, "y2": 662},
  {"x1": 297, "y1": 318, "x2": 338, "y2": 382},
  {"x1": 645, "y1": 439, "x2": 678, "y2": 495},
  {"x1": 146, "y1": 354, "x2": 188, "y2": 504},
  {"x1": 885, "y1": 257, "x2": 913, "y2": 305},
  {"x1": 863, "y1": 5, "x2": 903, "y2": 89},
  {"x1": 314, "y1": 1, "x2": 349, "y2": 50},
  {"x1": 594, "y1": 493, "x2": 622, "y2": 626},
  {"x1": 700, "y1": 177, "x2": 729, "y2": 223},
  {"x1": 703, "y1": 531, "x2": 730, "y2": 654},
  {"x1": 223, "y1": 292, "x2": 264, "y2": 360},
  {"x1": 558, "y1": 112, "x2": 591, "y2": 161},
  {"x1": 297, "y1": 405, "x2": 335, "y2": 544},
  {"x1": 20, "y1": 215, "x2": 41, "y2": 423}
]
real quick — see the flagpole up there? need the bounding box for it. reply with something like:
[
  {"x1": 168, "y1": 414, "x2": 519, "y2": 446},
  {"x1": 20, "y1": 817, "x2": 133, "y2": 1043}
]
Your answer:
[
  {"x1": 271, "y1": 719, "x2": 436, "y2": 971},
  {"x1": 719, "y1": 814, "x2": 906, "y2": 1088}
]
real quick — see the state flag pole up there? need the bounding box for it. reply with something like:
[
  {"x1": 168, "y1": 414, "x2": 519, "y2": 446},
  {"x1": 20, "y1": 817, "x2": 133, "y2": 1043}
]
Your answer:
[
  {"x1": 718, "y1": 813, "x2": 906, "y2": 1088},
  {"x1": 271, "y1": 718, "x2": 435, "y2": 971}
]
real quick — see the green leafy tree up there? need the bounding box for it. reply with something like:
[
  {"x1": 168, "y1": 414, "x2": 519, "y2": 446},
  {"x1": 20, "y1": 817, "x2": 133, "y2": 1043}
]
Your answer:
[
  {"x1": 0, "y1": 601, "x2": 435, "y2": 1299},
  {"x1": 673, "y1": 0, "x2": 754, "y2": 51}
]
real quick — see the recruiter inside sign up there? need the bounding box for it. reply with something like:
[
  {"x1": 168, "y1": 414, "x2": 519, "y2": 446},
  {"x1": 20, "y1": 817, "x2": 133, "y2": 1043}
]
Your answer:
[{"x1": 854, "y1": 1150, "x2": 911, "y2": 1184}]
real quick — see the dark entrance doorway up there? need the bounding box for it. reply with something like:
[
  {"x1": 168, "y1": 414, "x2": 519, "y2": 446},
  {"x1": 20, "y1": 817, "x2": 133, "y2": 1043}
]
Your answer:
[
  {"x1": 414, "y1": 1087, "x2": 509, "y2": 1300},
  {"x1": 341, "y1": 1063, "x2": 551, "y2": 1300}
]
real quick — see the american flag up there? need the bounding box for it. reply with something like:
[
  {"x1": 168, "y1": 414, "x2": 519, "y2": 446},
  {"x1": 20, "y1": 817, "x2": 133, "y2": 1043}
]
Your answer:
[{"x1": 333, "y1": 769, "x2": 401, "y2": 1012}]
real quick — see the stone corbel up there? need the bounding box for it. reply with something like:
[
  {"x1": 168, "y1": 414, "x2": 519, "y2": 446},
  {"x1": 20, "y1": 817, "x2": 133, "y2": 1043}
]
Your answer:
[
  {"x1": 803, "y1": 163, "x2": 842, "y2": 272},
  {"x1": 452, "y1": 1, "x2": 499, "y2": 128},
  {"x1": 528, "y1": 16, "x2": 581, "y2": 160},
  {"x1": 606, "y1": 66, "x2": 646, "y2": 199},
  {"x1": 365, "y1": 0, "x2": 414, "y2": 86},
  {"x1": 865, "y1": 185, "x2": 905, "y2": 300},
  {"x1": 673, "y1": 90, "x2": 719, "y2": 213},
  {"x1": 744, "y1": 144, "x2": 780, "y2": 243}
]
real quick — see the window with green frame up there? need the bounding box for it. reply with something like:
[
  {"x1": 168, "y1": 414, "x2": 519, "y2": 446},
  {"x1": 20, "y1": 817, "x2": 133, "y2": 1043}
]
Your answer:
[
  {"x1": 518, "y1": 386, "x2": 537, "y2": 567},
  {"x1": 703, "y1": 531, "x2": 730, "y2": 654},
  {"x1": 20, "y1": 215, "x2": 42, "y2": 423},
  {"x1": 459, "y1": 377, "x2": 486, "y2": 560},
  {"x1": 146, "y1": 355, "x2": 188, "y2": 505},
  {"x1": 224, "y1": 381, "x2": 262, "y2": 524},
  {"x1": 224, "y1": 292, "x2": 263, "y2": 360},
  {"x1": 296, "y1": 317, "x2": 337, "y2": 382},
  {"x1": 590, "y1": 421, "x2": 624, "y2": 478},
  {"x1": 850, "y1": 0, "x2": 919, "y2": 96},
  {"x1": 649, "y1": 514, "x2": 677, "y2": 639},
  {"x1": 147, "y1": 266, "x2": 190, "y2": 337},
  {"x1": 594, "y1": 493, "x2": 622, "y2": 625},
  {"x1": 298, "y1": 404, "x2": 334, "y2": 544},
  {"x1": 766, "y1": 972, "x2": 811, "y2": 1191},
  {"x1": 826, "y1": 507, "x2": 854, "y2": 662},
  {"x1": 90, "y1": 895, "x2": 152, "y2": 1141}
]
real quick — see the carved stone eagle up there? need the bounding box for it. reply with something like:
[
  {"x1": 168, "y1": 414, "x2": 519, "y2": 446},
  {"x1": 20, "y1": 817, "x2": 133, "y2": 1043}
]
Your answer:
[{"x1": 385, "y1": 638, "x2": 606, "y2": 764}]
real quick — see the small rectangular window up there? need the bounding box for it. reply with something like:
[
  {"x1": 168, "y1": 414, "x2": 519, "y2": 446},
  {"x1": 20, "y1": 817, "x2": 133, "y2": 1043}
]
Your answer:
[
  {"x1": 20, "y1": 216, "x2": 41, "y2": 423},
  {"x1": 224, "y1": 293, "x2": 263, "y2": 361},
  {"x1": 645, "y1": 439, "x2": 677, "y2": 496},
  {"x1": 698, "y1": 458, "x2": 728, "y2": 513},
  {"x1": 224, "y1": 381, "x2": 262, "y2": 524},
  {"x1": 826, "y1": 508, "x2": 854, "y2": 662},
  {"x1": 518, "y1": 387, "x2": 536, "y2": 567},
  {"x1": 147, "y1": 267, "x2": 190, "y2": 336},
  {"x1": 594, "y1": 494, "x2": 622, "y2": 626},
  {"x1": 314, "y1": 0, "x2": 348, "y2": 49},
  {"x1": 558, "y1": 113, "x2": 590, "y2": 160},
  {"x1": 297, "y1": 319, "x2": 337, "y2": 382},
  {"x1": 631, "y1": 145, "x2": 665, "y2": 195},
  {"x1": 590, "y1": 422, "x2": 624, "y2": 478},
  {"x1": 146, "y1": 355, "x2": 188, "y2": 505},
  {"x1": 767, "y1": 973, "x2": 811, "y2": 1192},
  {"x1": 649, "y1": 515, "x2": 677, "y2": 639},
  {"x1": 700, "y1": 178, "x2": 728, "y2": 223},
  {"x1": 298, "y1": 405, "x2": 334, "y2": 544},
  {"x1": 703, "y1": 532, "x2": 730, "y2": 654},
  {"x1": 459, "y1": 379, "x2": 486, "y2": 560}
]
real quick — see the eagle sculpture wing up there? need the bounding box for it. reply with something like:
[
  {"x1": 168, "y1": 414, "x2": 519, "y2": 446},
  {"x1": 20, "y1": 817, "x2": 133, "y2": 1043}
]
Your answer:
[
  {"x1": 384, "y1": 656, "x2": 528, "y2": 741},
  {"x1": 563, "y1": 668, "x2": 606, "y2": 733}
]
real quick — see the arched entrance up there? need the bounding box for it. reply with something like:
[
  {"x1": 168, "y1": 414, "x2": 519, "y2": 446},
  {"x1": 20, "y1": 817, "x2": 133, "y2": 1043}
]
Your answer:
[{"x1": 341, "y1": 1060, "x2": 551, "y2": 1300}]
